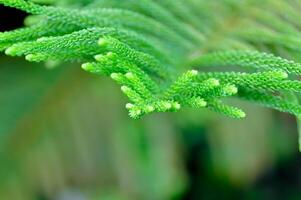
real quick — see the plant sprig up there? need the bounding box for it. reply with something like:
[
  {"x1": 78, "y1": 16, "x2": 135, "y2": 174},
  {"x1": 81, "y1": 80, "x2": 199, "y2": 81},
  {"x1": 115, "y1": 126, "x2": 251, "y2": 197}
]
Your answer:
[{"x1": 2, "y1": 0, "x2": 301, "y2": 130}]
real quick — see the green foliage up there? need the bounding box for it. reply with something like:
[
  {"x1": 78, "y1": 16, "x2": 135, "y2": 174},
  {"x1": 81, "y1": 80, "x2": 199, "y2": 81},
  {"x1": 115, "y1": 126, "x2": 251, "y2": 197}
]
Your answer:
[
  {"x1": 0, "y1": 1, "x2": 301, "y2": 198},
  {"x1": 2, "y1": 0, "x2": 301, "y2": 124}
]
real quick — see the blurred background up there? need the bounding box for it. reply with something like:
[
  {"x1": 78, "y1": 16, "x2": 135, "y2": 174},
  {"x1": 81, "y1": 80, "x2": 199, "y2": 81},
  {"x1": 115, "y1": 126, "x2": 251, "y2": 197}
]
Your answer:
[{"x1": 1, "y1": 5, "x2": 301, "y2": 200}]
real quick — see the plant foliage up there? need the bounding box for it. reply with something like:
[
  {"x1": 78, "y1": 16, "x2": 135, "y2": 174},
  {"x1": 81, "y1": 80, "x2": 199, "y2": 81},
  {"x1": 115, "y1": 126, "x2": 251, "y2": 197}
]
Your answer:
[{"x1": 2, "y1": 0, "x2": 301, "y2": 146}]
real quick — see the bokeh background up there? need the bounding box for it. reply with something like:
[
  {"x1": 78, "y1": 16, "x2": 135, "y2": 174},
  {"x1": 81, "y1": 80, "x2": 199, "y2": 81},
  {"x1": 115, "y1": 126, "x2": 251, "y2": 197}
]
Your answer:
[{"x1": 1, "y1": 5, "x2": 301, "y2": 200}]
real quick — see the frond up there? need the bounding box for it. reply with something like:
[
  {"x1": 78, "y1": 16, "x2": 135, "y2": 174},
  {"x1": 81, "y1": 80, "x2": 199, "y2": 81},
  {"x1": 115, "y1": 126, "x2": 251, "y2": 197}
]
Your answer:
[{"x1": 2, "y1": 0, "x2": 301, "y2": 146}]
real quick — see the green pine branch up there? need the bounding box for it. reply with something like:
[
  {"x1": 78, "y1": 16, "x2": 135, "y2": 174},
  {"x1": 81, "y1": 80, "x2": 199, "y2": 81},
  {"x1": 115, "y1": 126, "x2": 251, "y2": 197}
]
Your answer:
[{"x1": 2, "y1": 0, "x2": 301, "y2": 148}]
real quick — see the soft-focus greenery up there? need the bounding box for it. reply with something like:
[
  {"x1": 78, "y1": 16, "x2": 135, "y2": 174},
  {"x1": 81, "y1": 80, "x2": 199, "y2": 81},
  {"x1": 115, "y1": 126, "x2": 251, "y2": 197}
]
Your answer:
[
  {"x1": 0, "y1": 57, "x2": 187, "y2": 199},
  {"x1": 1, "y1": 0, "x2": 301, "y2": 199}
]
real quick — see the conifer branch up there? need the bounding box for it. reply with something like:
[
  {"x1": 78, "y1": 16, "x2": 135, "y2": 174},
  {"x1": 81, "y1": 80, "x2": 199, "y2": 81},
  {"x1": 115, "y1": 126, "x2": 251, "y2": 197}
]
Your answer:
[{"x1": 2, "y1": 0, "x2": 301, "y2": 148}]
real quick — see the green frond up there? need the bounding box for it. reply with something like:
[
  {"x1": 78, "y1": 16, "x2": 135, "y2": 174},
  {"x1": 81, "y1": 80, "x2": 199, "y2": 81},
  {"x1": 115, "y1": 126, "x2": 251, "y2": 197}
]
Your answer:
[
  {"x1": 239, "y1": 89, "x2": 301, "y2": 115},
  {"x1": 190, "y1": 51, "x2": 301, "y2": 75},
  {"x1": 207, "y1": 100, "x2": 246, "y2": 119},
  {"x1": 2, "y1": 0, "x2": 301, "y2": 150}
]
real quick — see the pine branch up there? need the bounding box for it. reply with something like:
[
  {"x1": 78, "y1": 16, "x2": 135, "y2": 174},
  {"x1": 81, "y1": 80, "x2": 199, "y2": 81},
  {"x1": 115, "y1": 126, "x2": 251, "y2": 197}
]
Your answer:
[{"x1": 2, "y1": 0, "x2": 301, "y2": 144}]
